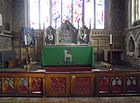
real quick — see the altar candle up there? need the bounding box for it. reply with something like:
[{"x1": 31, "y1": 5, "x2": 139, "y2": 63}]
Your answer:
[
  {"x1": 24, "y1": 34, "x2": 27, "y2": 45},
  {"x1": 78, "y1": 21, "x2": 79, "y2": 30},
  {"x1": 89, "y1": 19, "x2": 91, "y2": 29},
  {"x1": 110, "y1": 34, "x2": 112, "y2": 44}
]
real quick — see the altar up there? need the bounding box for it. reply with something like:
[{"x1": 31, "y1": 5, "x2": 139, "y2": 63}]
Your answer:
[
  {"x1": 41, "y1": 20, "x2": 94, "y2": 70},
  {"x1": 41, "y1": 46, "x2": 95, "y2": 68}
]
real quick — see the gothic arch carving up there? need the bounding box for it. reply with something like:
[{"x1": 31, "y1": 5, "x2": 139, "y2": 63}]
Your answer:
[
  {"x1": 57, "y1": 20, "x2": 78, "y2": 44},
  {"x1": 126, "y1": 32, "x2": 136, "y2": 56},
  {"x1": 136, "y1": 34, "x2": 140, "y2": 57},
  {"x1": 135, "y1": 31, "x2": 140, "y2": 41}
]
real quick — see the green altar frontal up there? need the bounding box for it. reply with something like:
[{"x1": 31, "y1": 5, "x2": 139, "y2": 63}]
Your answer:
[{"x1": 41, "y1": 46, "x2": 94, "y2": 68}]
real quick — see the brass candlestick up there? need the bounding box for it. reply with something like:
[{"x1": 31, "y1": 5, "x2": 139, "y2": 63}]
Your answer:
[{"x1": 109, "y1": 44, "x2": 113, "y2": 71}]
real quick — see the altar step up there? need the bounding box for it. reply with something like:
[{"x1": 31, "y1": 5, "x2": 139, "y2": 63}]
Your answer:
[{"x1": 45, "y1": 66, "x2": 92, "y2": 72}]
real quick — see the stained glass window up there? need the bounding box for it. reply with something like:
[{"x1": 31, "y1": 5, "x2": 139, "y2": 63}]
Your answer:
[
  {"x1": 95, "y1": 0, "x2": 105, "y2": 29},
  {"x1": 84, "y1": 0, "x2": 94, "y2": 28},
  {"x1": 29, "y1": 0, "x2": 39, "y2": 29},
  {"x1": 131, "y1": 0, "x2": 140, "y2": 26},
  {"x1": 52, "y1": 0, "x2": 61, "y2": 29},
  {"x1": 40, "y1": 0, "x2": 50, "y2": 29},
  {"x1": 62, "y1": 0, "x2": 72, "y2": 22},
  {"x1": 73, "y1": 0, "x2": 83, "y2": 28},
  {"x1": 29, "y1": 0, "x2": 105, "y2": 29}
]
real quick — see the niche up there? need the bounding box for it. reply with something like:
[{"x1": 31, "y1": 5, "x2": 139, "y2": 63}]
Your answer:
[
  {"x1": 126, "y1": 34, "x2": 135, "y2": 56},
  {"x1": 128, "y1": 37, "x2": 135, "y2": 52},
  {"x1": 138, "y1": 39, "x2": 140, "y2": 58}
]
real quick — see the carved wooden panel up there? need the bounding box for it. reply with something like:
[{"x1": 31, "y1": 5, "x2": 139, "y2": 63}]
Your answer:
[
  {"x1": 100, "y1": 39, "x2": 106, "y2": 46},
  {"x1": 97, "y1": 76, "x2": 109, "y2": 94},
  {"x1": 46, "y1": 74, "x2": 70, "y2": 97},
  {"x1": 18, "y1": 78, "x2": 29, "y2": 93},
  {"x1": 111, "y1": 77, "x2": 122, "y2": 93},
  {"x1": 4, "y1": 77, "x2": 14, "y2": 93},
  {"x1": 0, "y1": 77, "x2": 1, "y2": 93},
  {"x1": 71, "y1": 73, "x2": 92, "y2": 96},
  {"x1": 45, "y1": 26, "x2": 55, "y2": 44},
  {"x1": 126, "y1": 77, "x2": 137, "y2": 92},
  {"x1": 91, "y1": 39, "x2": 99, "y2": 46},
  {"x1": 31, "y1": 77, "x2": 42, "y2": 93},
  {"x1": 58, "y1": 20, "x2": 78, "y2": 44}
]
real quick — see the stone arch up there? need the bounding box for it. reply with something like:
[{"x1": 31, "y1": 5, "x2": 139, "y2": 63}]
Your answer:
[
  {"x1": 136, "y1": 34, "x2": 140, "y2": 58},
  {"x1": 126, "y1": 32, "x2": 136, "y2": 56},
  {"x1": 135, "y1": 31, "x2": 140, "y2": 41}
]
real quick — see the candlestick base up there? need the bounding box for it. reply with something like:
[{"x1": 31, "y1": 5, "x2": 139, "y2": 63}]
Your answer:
[{"x1": 109, "y1": 64, "x2": 113, "y2": 71}]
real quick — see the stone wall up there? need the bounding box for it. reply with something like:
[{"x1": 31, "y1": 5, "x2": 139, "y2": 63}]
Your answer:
[
  {"x1": 12, "y1": 0, "x2": 25, "y2": 33},
  {"x1": 12, "y1": 0, "x2": 25, "y2": 59},
  {"x1": 0, "y1": 35, "x2": 12, "y2": 51},
  {"x1": 110, "y1": 0, "x2": 126, "y2": 31},
  {"x1": 125, "y1": 0, "x2": 129, "y2": 29},
  {"x1": 0, "y1": 0, "x2": 12, "y2": 29},
  {"x1": 0, "y1": 0, "x2": 12, "y2": 51}
]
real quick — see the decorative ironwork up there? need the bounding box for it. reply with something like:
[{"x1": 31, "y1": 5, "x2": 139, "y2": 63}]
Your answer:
[
  {"x1": 74, "y1": 77, "x2": 91, "y2": 95},
  {"x1": 50, "y1": 77, "x2": 66, "y2": 95},
  {"x1": 18, "y1": 78, "x2": 28, "y2": 93}
]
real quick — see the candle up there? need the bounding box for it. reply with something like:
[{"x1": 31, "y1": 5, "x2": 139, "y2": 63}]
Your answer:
[
  {"x1": 78, "y1": 21, "x2": 79, "y2": 30},
  {"x1": 24, "y1": 34, "x2": 27, "y2": 45},
  {"x1": 43, "y1": 22, "x2": 45, "y2": 30},
  {"x1": 110, "y1": 34, "x2": 112, "y2": 44},
  {"x1": 89, "y1": 19, "x2": 91, "y2": 29}
]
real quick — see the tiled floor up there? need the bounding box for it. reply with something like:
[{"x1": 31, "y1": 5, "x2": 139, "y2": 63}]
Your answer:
[{"x1": 0, "y1": 96, "x2": 140, "y2": 103}]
